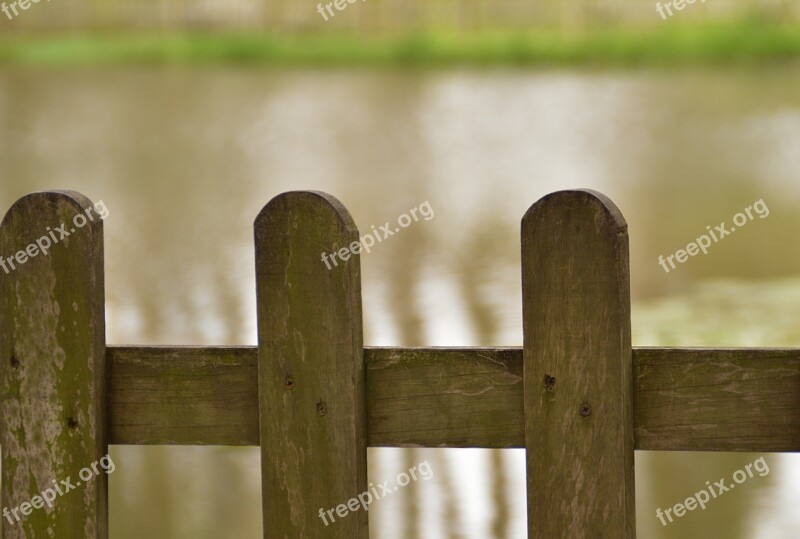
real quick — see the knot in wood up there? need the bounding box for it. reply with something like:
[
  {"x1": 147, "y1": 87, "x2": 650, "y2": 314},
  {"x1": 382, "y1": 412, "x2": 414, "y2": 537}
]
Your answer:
[{"x1": 316, "y1": 401, "x2": 327, "y2": 416}]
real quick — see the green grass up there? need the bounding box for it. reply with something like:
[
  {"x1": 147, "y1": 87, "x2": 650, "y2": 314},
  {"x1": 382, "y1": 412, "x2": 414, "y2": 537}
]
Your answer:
[{"x1": 1, "y1": 22, "x2": 799, "y2": 66}]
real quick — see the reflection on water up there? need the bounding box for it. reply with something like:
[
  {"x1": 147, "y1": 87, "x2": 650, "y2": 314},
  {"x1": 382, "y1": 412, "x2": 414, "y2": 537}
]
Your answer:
[{"x1": 1, "y1": 65, "x2": 799, "y2": 537}]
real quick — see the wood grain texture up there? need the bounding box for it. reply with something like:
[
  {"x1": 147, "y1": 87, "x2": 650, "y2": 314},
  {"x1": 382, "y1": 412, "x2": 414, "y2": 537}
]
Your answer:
[
  {"x1": 634, "y1": 347, "x2": 800, "y2": 451},
  {"x1": 521, "y1": 190, "x2": 635, "y2": 538},
  {"x1": 255, "y1": 191, "x2": 368, "y2": 539},
  {"x1": 366, "y1": 347, "x2": 524, "y2": 447},
  {"x1": 108, "y1": 346, "x2": 258, "y2": 445},
  {"x1": 0, "y1": 191, "x2": 107, "y2": 538},
  {"x1": 104, "y1": 346, "x2": 800, "y2": 452}
]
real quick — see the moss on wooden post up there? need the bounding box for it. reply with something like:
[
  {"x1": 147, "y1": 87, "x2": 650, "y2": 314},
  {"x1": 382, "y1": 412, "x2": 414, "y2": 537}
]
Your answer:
[
  {"x1": 255, "y1": 191, "x2": 368, "y2": 538},
  {"x1": 0, "y1": 191, "x2": 107, "y2": 538}
]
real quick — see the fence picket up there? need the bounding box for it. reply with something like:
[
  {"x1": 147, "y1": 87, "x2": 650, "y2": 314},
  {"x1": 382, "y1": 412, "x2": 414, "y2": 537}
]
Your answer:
[
  {"x1": 521, "y1": 189, "x2": 635, "y2": 538},
  {"x1": 255, "y1": 191, "x2": 368, "y2": 538},
  {"x1": 0, "y1": 191, "x2": 107, "y2": 538}
]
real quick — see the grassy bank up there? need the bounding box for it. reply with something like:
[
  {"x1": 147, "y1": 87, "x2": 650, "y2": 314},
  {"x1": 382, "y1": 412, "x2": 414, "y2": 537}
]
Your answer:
[{"x1": 0, "y1": 23, "x2": 799, "y2": 66}]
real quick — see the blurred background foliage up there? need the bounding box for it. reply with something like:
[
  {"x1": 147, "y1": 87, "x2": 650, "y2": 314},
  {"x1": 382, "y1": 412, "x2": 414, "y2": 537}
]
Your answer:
[{"x1": 0, "y1": 0, "x2": 799, "y2": 64}]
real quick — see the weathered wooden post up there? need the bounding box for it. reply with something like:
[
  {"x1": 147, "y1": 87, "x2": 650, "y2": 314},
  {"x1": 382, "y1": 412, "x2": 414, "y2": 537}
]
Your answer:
[
  {"x1": 255, "y1": 191, "x2": 368, "y2": 538},
  {"x1": 521, "y1": 190, "x2": 635, "y2": 538},
  {"x1": 0, "y1": 191, "x2": 107, "y2": 538}
]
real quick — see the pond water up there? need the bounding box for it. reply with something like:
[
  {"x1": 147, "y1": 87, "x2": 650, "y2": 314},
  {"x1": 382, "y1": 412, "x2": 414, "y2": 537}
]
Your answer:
[{"x1": 1, "y1": 64, "x2": 799, "y2": 538}]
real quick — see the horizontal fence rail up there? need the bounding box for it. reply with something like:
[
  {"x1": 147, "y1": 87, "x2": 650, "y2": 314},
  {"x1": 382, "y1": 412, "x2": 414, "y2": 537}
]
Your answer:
[{"x1": 108, "y1": 345, "x2": 800, "y2": 452}]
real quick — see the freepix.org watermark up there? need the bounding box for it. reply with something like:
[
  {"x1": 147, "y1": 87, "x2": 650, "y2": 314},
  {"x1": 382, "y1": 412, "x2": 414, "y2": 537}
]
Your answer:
[
  {"x1": 318, "y1": 460, "x2": 433, "y2": 526},
  {"x1": 1, "y1": 0, "x2": 51, "y2": 21},
  {"x1": 320, "y1": 201, "x2": 434, "y2": 270},
  {"x1": 658, "y1": 198, "x2": 769, "y2": 273},
  {"x1": 0, "y1": 200, "x2": 109, "y2": 275},
  {"x1": 656, "y1": 456, "x2": 769, "y2": 527},
  {"x1": 655, "y1": 0, "x2": 707, "y2": 20},
  {"x1": 316, "y1": 0, "x2": 366, "y2": 21},
  {"x1": 3, "y1": 454, "x2": 115, "y2": 525}
]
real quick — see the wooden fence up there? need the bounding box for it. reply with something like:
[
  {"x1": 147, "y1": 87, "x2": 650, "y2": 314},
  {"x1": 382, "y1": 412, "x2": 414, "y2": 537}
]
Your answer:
[{"x1": 0, "y1": 189, "x2": 797, "y2": 538}]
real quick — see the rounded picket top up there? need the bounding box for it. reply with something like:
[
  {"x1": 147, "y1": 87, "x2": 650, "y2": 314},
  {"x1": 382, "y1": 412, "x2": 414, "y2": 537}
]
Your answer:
[
  {"x1": 522, "y1": 188, "x2": 627, "y2": 237},
  {"x1": 254, "y1": 190, "x2": 360, "y2": 246},
  {"x1": 1, "y1": 190, "x2": 104, "y2": 247}
]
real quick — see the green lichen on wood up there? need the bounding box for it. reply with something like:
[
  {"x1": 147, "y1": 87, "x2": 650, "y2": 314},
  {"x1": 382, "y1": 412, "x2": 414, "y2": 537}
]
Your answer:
[
  {"x1": 0, "y1": 191, "x2": 107, "y2": 538},
  {"x1": 255, "y1": 191, "x2": 368, "y2": 538}
]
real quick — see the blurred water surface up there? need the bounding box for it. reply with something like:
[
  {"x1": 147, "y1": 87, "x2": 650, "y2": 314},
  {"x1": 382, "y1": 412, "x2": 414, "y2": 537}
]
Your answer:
[{"x1": 1, "y1": 65, "x2": 799, "y2": 538}]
